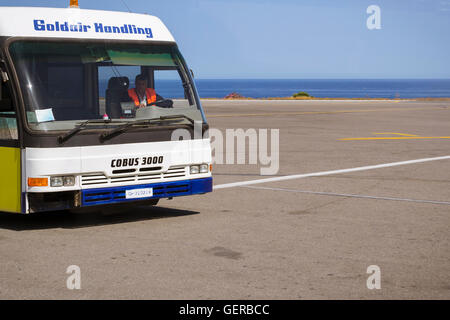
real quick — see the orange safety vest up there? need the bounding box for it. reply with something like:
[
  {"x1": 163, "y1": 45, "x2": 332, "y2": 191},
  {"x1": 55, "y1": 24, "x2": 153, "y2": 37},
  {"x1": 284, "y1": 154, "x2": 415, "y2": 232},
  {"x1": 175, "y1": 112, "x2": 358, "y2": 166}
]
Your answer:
[{"x1": 128, "y1": 88, "x2": 157, "y2": 107}]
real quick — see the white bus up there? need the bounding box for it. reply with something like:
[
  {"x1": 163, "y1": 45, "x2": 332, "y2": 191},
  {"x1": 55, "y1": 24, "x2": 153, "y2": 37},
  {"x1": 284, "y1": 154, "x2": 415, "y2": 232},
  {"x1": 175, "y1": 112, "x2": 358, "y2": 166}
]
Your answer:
[{"x1": 0, "y1": 4, "x2": 212, "y2": 214}]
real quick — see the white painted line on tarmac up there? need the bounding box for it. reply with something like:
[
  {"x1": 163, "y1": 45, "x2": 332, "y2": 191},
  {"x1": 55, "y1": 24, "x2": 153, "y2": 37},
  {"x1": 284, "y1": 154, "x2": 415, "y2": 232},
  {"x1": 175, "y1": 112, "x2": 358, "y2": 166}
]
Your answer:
[
  {"x1": 242, "y1": 186, "x2": 450, "y2": 206},
  {"x1": 213, "y1": 155, "x2": 450, "y2": 190}
]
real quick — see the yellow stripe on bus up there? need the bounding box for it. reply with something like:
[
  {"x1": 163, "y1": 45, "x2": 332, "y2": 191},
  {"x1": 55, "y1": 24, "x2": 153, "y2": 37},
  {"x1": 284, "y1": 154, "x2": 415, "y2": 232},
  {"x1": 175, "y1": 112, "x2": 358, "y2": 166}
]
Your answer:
[{"x1": 0, "y1": 147, "x2": 21, "y2": 213}]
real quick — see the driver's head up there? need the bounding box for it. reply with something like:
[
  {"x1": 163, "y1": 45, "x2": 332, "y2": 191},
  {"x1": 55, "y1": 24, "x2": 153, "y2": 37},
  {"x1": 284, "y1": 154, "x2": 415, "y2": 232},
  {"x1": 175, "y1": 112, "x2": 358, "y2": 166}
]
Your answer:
[{"x1": 135, "y1": 74, "x2": 148, "y2": 96}]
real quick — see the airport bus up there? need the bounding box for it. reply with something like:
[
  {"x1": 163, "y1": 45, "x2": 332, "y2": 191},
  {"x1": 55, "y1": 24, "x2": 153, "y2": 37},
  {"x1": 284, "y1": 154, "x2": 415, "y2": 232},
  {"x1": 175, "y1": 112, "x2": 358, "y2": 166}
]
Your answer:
[{"x1": 0, "y1": 3, "x2": 212, "y2": 214}]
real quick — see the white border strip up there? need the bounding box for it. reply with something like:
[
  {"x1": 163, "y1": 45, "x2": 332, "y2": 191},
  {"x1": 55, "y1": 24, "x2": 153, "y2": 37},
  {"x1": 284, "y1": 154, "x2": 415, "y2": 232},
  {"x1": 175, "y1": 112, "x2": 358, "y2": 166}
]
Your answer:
[{"x1": 213, "y1": 155, "x2": 450, "y2": 190}]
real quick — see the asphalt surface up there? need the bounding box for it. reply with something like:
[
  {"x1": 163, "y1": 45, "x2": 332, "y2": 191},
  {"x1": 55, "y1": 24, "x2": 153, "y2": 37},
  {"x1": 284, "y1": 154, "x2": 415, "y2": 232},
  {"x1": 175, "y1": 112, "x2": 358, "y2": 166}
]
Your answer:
[{"x1": 0, "y1": 99, "x2": 449, "y2": 299}]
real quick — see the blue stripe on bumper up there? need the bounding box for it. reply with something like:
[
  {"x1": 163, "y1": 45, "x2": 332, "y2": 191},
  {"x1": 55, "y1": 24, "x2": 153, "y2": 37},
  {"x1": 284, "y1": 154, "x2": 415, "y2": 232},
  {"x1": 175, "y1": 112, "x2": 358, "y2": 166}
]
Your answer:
[{"x1": 81, "y1": 177, "x2": 212, "y2": 206}]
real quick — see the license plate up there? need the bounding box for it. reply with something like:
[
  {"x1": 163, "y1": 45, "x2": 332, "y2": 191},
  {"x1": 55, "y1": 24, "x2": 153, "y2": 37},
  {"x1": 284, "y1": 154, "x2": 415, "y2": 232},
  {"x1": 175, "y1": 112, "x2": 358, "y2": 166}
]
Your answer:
[{"x1": 125, "y1": 188, "x2": 153, "y2": 199}]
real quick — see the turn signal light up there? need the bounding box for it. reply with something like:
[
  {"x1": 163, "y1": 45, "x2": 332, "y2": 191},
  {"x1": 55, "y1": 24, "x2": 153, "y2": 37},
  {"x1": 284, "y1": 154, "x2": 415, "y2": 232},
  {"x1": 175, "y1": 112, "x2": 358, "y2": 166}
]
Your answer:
[
  {"x1": 28, "y1": 178, "x2": 49, "y2": 187},
  {"x1": 69, "y1": 0, "x2": 79, "y2": 8}
]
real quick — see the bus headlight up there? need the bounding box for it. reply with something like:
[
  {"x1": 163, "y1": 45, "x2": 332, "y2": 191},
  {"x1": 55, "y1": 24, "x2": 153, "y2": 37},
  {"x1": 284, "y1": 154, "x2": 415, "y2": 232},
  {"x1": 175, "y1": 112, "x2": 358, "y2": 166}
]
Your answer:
[
  {"x1": 50, "y1": 176, "x2": 75, "y2": 187},
  {"x1": 190, "y1": 165, "x2": 200, "y2": 174},
  {"x1": 50, "y1": 176, "x2": 64, "y2": 187},
  {"x1": 63, "y1": 176, "x2": 76, "y2": 186},
  {"x1": 190, "y1": 164, "x2": 209, "y2": 174},
  {"x1": 200, "y1": 164, "x2": 209, "y2": 173}
]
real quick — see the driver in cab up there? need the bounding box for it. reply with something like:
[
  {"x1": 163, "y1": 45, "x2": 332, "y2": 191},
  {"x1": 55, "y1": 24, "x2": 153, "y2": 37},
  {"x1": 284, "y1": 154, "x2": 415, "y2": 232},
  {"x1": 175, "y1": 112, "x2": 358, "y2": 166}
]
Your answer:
[{"x1": 128, "y1": 74, "x2": 173, "y2": 108}]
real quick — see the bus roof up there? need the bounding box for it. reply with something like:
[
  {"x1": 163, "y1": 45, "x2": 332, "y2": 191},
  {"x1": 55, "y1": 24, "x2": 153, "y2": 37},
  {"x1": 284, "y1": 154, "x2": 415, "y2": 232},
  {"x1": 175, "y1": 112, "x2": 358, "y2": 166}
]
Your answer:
[{"x1": 0, "y1": 7, "x2": 175, "y2": 42}]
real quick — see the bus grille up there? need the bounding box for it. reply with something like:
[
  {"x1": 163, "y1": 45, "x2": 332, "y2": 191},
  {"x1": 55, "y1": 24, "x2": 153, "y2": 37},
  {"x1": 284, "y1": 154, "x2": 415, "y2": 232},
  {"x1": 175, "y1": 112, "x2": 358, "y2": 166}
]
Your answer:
[{"x1": 81, "y1": 166, "x2": 187, "y2": 186}]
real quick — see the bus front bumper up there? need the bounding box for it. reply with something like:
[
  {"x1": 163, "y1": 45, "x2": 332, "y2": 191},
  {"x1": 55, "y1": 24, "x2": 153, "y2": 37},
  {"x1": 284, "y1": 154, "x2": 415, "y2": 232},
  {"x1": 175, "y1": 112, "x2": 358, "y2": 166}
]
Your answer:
[
  {"x1": 27, "y1": 177, "x2": 212, "y2": 213},
  {"x1": 81, "y1": 177, "x2": 213, "y2": 206}
]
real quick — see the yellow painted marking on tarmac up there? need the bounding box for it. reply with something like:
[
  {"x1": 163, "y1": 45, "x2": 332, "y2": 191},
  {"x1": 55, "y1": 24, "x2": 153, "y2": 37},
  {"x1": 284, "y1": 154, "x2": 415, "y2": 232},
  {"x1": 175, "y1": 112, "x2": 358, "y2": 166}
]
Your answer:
[
  {"x1": 207, "y1": 107, "x2": 442, "y2": 118},
  {"x1": 340, "y1": 136, "x2": 450, "y2": 141},
  {"x1": 373, "y1": 132, "x2": 419, "y2": 137}
]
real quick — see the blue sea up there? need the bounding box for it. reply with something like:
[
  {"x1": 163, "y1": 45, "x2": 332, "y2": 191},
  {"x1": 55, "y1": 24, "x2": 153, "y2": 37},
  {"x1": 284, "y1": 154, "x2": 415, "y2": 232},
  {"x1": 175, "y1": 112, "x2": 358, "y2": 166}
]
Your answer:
[{"x1": 99, "y1": 79, "x2": 450, "y2": 99}]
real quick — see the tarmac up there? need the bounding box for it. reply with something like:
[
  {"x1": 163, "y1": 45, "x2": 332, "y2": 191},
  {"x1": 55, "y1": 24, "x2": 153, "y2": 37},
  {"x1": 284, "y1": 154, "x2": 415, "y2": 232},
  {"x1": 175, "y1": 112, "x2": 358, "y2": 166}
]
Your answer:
[{"x1": 0, "y1": 99, "x2": 449, "y2": 299}]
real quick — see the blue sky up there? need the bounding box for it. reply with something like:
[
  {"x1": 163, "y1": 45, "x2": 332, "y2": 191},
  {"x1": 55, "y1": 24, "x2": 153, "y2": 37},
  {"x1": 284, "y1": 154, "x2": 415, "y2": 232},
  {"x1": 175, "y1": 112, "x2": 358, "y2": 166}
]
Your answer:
[{"x1": 1, "y1": 0, "x2": 449, "y2": 79}]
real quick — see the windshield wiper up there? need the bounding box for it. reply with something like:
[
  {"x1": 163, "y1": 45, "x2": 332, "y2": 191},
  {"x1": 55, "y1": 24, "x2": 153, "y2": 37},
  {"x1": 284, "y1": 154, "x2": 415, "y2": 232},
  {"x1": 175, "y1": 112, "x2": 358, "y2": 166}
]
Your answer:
[
  {"x1": 57, "y1": 119, "x2": 124, "y2": 144},
  {"x1": 99, "y1": 115, "x2": 196, "y2": 142}
]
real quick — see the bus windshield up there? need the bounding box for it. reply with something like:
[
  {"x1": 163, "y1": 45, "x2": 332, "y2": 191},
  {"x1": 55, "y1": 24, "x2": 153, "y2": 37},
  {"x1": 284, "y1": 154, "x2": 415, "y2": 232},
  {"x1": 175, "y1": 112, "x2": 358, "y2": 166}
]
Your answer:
[{"x1": 8, "y1": 40, "x2": 203, "y2": 131}]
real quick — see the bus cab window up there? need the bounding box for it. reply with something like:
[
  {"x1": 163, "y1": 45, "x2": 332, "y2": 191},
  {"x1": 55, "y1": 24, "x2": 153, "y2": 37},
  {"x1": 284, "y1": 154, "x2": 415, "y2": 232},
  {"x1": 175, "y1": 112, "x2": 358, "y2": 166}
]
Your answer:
[
  {"x1": 99, "y1": 65, "x2": 140, "y2": 116},
  {"x1": 154, "y1": 70, "x2": 194, "y2": 108},
  {"x1": 0, "y1": 81, "x2": 18, "y2": 140}
]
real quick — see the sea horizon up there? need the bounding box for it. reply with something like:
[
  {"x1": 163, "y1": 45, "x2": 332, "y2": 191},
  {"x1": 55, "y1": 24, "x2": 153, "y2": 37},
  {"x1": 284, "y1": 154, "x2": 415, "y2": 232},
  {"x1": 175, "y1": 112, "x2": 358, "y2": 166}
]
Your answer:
[{"x1": 99, "y1": 78, "x2": 450, "y2": 99}]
